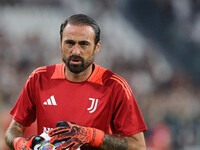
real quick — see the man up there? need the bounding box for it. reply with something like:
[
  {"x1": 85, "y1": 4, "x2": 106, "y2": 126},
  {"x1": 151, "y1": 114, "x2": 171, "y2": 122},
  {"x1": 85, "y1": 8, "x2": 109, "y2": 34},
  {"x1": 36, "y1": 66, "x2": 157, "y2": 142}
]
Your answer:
[{"x1": 5, "y1": 14, "x2": 147, "y2": 150}]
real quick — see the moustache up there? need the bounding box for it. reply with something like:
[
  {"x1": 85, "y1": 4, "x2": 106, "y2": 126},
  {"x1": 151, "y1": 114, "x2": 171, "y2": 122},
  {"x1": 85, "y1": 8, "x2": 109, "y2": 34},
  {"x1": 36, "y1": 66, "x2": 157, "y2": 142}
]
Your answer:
[
  {"x1": 68, "y1": 55, "x2": 84, "y2": 62},
  {"x1": 67, "y1": 55, "x2": 84, "y2": 64}
]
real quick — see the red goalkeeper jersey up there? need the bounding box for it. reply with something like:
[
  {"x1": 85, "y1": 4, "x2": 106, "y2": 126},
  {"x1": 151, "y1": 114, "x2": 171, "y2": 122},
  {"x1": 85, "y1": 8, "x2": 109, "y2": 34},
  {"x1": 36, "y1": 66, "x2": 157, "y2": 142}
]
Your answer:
[{"x1": 11, "y1": 63, "x2": 147, "y2": 137}]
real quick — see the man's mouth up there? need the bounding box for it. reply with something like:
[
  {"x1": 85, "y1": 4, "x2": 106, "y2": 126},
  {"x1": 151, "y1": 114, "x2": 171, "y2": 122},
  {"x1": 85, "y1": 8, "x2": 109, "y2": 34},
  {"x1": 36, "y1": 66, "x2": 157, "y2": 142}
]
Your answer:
[{"x1": 70, "y1": 59, "x2": 82, "y2": 64}]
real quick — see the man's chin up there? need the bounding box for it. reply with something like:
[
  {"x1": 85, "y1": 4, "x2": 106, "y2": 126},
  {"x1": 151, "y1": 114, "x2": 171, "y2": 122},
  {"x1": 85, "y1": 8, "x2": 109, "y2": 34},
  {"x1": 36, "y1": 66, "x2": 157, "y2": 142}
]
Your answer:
[
  {"x1": 68, "y1": 65, "x2": 84, "y2": 74},
  {"x1": 64, "y1": 60, "x2": 93, "y2": 74}
]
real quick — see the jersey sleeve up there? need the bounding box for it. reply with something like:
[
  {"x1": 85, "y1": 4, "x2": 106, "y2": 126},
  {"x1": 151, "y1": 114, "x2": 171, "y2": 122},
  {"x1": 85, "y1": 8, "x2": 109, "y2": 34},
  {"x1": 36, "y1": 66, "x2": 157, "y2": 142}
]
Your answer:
[
  {"x1": 10, "y1": 71, "x2": 37, "y2": 126},
  {"x1": 111, "y1": 74, "x2": 147, "y2": 136}
]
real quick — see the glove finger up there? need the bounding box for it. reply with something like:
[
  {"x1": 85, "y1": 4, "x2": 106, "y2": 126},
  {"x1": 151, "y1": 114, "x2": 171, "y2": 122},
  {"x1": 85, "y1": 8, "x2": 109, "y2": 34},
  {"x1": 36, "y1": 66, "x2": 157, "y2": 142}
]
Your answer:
[
  {"x1": 56, "y1": 121, "x2": 77, "y2": 128},
  {"x1": 70, "y1": 142, "x2": 83, "y2": 150},
  {"x1": 25, "y1": 135, "x2": 37, "y2": 147},
  {"x1": 56, "y1": 139, "x2": 74, "y2": 150},
  {"x1": 26, "y1": 135, "x2": 36, "y2": 141},
  {"x1": 50, "y1": 134, "x2": 71, "y2": 144},
  {"x1": 56, "y1": 121, "x2": 69, "y2": 127},
  {"x1": 48, "y1": 127, "x2": 70, "y2": 136}
]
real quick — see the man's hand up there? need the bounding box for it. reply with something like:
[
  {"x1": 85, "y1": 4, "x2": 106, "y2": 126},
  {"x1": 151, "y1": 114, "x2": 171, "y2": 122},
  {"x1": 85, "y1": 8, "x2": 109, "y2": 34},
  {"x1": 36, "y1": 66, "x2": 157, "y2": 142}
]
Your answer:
[
  {"x1": 48, "y1": 121, "x2": 105, "y2": 150},
  {"x1": 13, "y1": 135, "x2": 44, "y2": 150}
]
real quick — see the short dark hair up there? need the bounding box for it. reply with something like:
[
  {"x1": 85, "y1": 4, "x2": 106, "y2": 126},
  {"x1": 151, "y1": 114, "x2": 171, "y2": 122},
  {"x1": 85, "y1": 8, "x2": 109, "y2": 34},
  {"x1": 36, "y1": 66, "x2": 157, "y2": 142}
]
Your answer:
[{"x1": 60, "y1": 14, "x2": 101, "y2": 45}]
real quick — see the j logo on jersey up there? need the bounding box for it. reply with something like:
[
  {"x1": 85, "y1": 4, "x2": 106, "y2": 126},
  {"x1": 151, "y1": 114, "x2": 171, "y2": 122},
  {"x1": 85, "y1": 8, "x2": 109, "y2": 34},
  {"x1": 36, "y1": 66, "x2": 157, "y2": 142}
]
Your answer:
[{"x1": 87, "y1": 98, "x2": 98, "y2": 113}]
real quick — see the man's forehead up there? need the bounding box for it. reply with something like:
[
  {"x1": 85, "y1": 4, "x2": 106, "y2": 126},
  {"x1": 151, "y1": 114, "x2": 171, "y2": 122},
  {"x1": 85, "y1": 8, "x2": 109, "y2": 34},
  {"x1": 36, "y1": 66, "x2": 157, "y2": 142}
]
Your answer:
[
  {"x1": 64, "y1": 24, "x2": 94, "y2": 34},
  {"x1": 62, "y1": 24, "x2": 95, "y2": 41}
]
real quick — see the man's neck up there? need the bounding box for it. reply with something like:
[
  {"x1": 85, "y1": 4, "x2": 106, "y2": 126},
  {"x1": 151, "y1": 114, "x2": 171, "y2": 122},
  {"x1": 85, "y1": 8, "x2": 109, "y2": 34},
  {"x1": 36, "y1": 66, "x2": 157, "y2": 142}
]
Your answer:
[{"x1": 65, "y1": 64, "x2": 93, "y2": 82}]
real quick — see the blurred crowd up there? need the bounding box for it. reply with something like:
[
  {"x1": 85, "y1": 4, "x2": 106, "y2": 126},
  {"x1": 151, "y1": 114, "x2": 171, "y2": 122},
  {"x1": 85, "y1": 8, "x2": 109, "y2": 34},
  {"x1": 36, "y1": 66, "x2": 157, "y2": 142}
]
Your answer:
[{"x1": 0, "y1": 0, "x2": 200, "y2": 150}]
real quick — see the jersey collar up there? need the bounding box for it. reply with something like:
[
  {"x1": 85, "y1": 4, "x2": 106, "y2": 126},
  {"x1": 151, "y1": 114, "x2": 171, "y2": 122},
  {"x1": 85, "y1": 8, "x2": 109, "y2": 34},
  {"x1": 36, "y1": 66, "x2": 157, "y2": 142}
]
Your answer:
[
  {"x1": 51, "y1": 63, "x2": 106, "y2": 85},
  {"x1": 51, "y1": 63, "x2": 65, "y2": 79}
]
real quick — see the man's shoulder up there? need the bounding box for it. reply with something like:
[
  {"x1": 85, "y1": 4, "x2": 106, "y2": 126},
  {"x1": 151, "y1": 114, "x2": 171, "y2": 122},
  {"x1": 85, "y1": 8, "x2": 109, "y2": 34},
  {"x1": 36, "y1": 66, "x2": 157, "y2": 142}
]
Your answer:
[
  {"x1": 100, "y1": 65, "x2": 131, "y2": 89},
  {"x1": 89, "y1": 64, "x2": 113, "y2": 85},
  {"x1": 29, "y1": 63, "x2": 64, "y2": 79},
  {"x1": 93, "y1": 64, "x2": 127, "y2": 87}
]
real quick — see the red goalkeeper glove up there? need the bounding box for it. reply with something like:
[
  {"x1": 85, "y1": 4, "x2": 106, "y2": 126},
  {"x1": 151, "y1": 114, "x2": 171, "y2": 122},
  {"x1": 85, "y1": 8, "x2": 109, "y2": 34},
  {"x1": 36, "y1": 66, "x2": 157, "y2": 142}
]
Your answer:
[
  {"x1": 13, "y1": 135, "x2": 45, "y2": 150},
  {"x1": 48, "y1": 121, "x2": 105, "y2": 150}
]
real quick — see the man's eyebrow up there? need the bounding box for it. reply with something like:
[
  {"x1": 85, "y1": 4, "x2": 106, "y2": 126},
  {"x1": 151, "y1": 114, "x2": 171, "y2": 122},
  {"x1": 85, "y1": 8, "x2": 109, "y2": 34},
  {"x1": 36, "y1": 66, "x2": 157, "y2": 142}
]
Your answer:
[
  {"x1": 64, "y1": 39, "x2": 75, "y2": 44},
  {"x1": 78, "y1": 41, "x2": 90, "y2": 45}
]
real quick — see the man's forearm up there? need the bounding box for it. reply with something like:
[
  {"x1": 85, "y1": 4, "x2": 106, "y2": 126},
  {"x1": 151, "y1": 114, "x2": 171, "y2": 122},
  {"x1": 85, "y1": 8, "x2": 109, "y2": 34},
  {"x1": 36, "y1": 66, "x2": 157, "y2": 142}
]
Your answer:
[
  {"x1": 100, "y1": 133, "x2": 128, "y2": 150},
  {"x1": 5, "y1": 120, "x2": 25, "y2": 150},
  {"x1": 100, "y1": 132, "x2": 146, "y2": 150}
]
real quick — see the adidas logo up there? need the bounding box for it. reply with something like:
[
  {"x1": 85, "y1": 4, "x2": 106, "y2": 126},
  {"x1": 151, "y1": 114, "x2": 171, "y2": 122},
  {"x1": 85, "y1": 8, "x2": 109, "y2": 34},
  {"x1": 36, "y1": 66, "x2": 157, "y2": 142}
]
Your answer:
[{"x1": 43, "y1": 95, "x2": 57, "y2": 106}]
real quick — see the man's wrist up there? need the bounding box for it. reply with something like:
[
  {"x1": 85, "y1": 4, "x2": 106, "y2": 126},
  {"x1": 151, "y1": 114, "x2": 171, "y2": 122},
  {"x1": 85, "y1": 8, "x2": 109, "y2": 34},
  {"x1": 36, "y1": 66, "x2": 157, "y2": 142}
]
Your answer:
[
  {"x1": 13, "y1": 137, "x2": 25, "y2": 150},
  {"x1": 89, "y1": 128, "x2": 105, "y2": 147}
]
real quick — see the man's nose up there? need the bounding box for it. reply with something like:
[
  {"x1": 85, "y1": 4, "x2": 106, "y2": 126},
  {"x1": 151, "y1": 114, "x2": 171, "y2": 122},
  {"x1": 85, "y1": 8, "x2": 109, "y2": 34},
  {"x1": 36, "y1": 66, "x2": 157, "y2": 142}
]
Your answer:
[{"x1": 71, "y1": 44, "x2": 81, "y2": 55}]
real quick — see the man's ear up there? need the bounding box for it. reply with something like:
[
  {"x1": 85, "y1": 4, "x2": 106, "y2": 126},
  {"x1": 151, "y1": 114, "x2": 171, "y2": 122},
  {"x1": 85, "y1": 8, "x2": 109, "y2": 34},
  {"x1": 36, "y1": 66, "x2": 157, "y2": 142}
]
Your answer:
[{"x1": 94, "y1": 41, "x2": 101, "y2": 54}]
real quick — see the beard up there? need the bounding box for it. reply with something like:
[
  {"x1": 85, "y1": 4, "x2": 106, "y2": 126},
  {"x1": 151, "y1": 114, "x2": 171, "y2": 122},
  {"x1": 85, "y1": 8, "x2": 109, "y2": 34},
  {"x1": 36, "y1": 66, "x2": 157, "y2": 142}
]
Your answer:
[{"x1": 62, "y1": 54, "x2": 94, "y2": 74}]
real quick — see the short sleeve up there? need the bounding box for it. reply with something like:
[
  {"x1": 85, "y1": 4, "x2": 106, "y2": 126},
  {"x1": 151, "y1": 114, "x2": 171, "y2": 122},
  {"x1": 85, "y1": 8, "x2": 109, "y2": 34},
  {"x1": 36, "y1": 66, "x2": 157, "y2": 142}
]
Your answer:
[
  {"x1": 10, "y1": 73, "x2": 36, "y2": 126},
  {"x1": 111, "y1": 75, "x2": 147, "y2": 136}
]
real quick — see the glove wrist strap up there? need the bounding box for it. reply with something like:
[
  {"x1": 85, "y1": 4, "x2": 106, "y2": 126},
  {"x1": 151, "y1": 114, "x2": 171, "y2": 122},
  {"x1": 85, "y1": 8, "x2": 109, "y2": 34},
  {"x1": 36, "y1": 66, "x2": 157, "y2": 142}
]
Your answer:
[
  {"x1": 89, "y1": 128, "x2": 105, "y2": 147},
  {"x1": 13, "y1": 137, "x2": 24, "y2": 150}
]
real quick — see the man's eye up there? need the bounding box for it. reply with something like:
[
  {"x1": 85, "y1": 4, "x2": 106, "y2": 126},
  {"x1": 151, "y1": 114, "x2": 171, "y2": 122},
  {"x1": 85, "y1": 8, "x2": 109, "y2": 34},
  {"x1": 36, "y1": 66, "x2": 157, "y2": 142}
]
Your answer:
[
  {"x1": 82, "y1": 43, "x2": 88, "y2": 46},
  {"x1": 80, "y1": 42, "x2": 89, "y2": 46},
  {"x1": 65, "y1": 40, "x2": 75, "y2": 46},
  {"x1": 67, "y1": 41, "x2": 73, "y2": 45}
]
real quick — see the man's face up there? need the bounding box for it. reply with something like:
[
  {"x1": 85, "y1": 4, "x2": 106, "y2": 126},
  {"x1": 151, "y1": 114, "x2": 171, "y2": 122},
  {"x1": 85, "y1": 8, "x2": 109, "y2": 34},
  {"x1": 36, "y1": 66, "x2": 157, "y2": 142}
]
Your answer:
[{"x1": 61, "y1": 24, "x2": 100, "y2": 74}]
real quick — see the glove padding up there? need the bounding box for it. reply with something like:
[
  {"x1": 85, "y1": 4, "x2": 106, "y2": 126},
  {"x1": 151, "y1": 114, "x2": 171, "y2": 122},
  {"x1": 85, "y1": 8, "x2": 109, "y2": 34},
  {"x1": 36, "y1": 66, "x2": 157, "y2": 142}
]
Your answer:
[
  {"x1": 48, "y1": 121, "x2": 104, "y2": 150},
  {"x1": 13, "y1": 135, "x2": 45, "y2": 150}
]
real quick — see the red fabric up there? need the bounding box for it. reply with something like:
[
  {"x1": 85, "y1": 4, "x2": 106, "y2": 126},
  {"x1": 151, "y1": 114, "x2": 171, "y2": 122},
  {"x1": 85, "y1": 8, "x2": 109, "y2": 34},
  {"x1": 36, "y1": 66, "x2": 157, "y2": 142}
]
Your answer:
[{"x1": 10, "y1": 63, "x2": 147, "y2": 138}]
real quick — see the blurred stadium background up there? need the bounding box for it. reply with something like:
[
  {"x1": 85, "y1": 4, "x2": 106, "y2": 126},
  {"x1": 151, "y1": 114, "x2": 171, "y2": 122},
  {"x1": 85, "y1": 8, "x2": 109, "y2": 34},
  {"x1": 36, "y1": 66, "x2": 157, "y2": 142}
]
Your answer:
[{"x1": 0, "y1": 0, "x2": 200, "y2": 150}]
